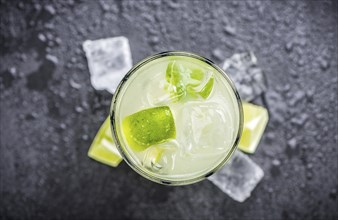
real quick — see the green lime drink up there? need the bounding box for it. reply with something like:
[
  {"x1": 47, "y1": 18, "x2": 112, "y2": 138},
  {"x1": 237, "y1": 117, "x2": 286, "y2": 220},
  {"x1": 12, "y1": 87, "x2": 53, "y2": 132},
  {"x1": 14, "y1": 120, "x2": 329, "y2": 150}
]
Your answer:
[{"x1": 110, "y1": 51, "x2": 243, "y2": 185}]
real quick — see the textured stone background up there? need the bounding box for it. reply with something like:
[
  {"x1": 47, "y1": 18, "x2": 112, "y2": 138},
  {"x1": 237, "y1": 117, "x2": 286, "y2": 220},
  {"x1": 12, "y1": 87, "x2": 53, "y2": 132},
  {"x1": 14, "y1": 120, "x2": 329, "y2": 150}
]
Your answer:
[{"x1": 0, "y1": 0, "x2": 337, "y2": 219}]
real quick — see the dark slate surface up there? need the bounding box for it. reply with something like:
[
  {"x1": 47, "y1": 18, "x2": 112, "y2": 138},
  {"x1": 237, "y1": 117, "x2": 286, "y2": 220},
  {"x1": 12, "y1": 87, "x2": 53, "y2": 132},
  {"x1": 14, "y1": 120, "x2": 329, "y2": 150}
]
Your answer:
[{"x1": 0, "y1": 0, "x2": 337, "y2": 219}]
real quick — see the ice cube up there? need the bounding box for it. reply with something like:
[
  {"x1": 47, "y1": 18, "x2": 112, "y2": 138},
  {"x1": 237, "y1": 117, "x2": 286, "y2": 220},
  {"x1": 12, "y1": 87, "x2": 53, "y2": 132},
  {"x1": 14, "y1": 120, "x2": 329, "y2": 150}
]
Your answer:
[
  {"x1": 143, "y1": 78, "x2": 174, "y2": 106},
  {"x1": 222, "y1": 52, "x2": 267, "y2": 101},
  {"x1": 141, "y1": 141, "x2": 178, "y2": 174},
  {"x1": 176, "y1": 102, "x2": 235, "y2": 158},
  {"x1": 82, "y1": 36, "x2": 132, "y2": 94},
  {"x1": 208, "y1": 150, "x2": 264, "y2": 202},
  {"x1": 141, "y1": 70, "x2": 183, "y2": 107}
]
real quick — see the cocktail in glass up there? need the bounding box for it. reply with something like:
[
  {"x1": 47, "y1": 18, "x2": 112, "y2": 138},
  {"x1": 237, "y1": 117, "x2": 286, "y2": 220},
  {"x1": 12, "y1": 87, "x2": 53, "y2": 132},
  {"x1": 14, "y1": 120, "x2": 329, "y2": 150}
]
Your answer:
[{"x1": 110, "y1": 51, "x2": 243, "y2": 185}]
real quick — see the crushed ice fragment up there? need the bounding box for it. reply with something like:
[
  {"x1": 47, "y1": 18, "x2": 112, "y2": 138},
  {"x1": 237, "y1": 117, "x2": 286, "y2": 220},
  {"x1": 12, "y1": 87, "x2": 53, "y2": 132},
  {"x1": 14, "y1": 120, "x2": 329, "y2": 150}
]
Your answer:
[
  {"x1": 44, "y1": 5, "x2": 56, "y2": 16},
  {"x1": 83, "y1": 36, "x2": 132, "y2": 94},
  {"x1": 272, "y1": 159, "x2": 281, "y2": 166},
  {"x1": 289, "y1": 90, "x2": 305, "y2": 106},
  {"x1": 75, "y1": 106, "x2": 84, "y2": 113},
  {"x1": 38, "y1": 33, "x2": 47, "y2": 42},
  {"x1": 222, "y1": 52, "x2": 267, "y2": 101},
  {"x1": 46, "y1": 54, "x2": 58, "y2": 65},
  {"x1": 224, "y1": 25, "x2": 236, "y2": 35},
  {"x1": 69, "y1": 79, "x2": 82, "y2": 89},
  {"x1": 208, "y1": 150, "x2": 264, "y2": 202},
  {"x1": 9, "y1": 67, "x2": 17, "y2": 76},
  {"x1": 212, "y1": 48, "x2": 224, "y2": 61},
  {"x1": 318, "y1": 56, "x2": 329, "y2": 70},
  {"x1": 291, "y1": 113, "x2": 308, "y2": 126},
  {"x1": 287, "y1": 138, "x2": 297, "y2": 149}
]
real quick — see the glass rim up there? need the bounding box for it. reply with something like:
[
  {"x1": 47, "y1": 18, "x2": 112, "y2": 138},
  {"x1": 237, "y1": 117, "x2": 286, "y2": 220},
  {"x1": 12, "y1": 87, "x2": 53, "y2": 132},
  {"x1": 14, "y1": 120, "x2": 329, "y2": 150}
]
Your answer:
[{"x1": 110, "y1": 51, "x2": 243, "y2": 186}]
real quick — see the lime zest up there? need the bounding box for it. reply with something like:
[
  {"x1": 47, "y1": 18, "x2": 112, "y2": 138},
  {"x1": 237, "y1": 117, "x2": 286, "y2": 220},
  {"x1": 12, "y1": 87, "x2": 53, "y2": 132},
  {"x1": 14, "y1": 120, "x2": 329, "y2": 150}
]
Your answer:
[
  {"x1": 88, "y1": 117, "x2": 123, "y2": 167},
  {"x1": 122, "y1": 106, "x2": 176, "y2": 151}
]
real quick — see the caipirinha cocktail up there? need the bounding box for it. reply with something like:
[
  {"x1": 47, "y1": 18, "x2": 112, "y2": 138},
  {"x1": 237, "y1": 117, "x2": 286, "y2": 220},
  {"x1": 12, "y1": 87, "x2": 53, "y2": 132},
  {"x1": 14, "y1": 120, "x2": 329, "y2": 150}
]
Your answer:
[{"x1": 111, "y1": 51, "x2": 243, "y2": 185}]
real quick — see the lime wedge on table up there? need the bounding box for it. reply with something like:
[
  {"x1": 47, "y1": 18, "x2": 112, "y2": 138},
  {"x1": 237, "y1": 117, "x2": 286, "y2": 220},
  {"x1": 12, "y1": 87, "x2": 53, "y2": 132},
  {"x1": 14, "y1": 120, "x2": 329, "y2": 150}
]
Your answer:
[
  {"x1": 238, "y1": 102, "x2": 269, "y2": 154},
  {"x1": 165, "y1": 62, "x2": 214, "y2": 100},
  {"x1": 122, "y1": 106, "x2": 176, "y2": 152},
  {"x1": 88, "y1": 117, "x2": 123, "y2": 167}
]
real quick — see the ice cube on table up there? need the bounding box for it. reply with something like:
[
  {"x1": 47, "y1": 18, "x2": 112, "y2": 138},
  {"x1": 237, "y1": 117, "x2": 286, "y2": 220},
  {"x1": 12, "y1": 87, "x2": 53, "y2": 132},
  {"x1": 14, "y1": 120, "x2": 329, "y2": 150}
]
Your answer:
[
  {"x1": 222, "y1": 52, "x2": 267, "y2": 101},
  {"x1": 177, "y1": 102, "x2": 235, "y2": 158},
  {"x1": 82, "y1": 36, "x2": 132, "y2": 94},
  {"x1": 208, "y1": 150, "x2": 264, "y2": 202}
]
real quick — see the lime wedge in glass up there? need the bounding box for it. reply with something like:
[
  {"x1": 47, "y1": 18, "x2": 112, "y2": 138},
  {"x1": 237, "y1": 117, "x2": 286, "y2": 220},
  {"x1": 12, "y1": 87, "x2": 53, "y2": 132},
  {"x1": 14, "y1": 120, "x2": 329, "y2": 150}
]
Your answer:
[
  {"x1": 238, "y1": 102, "x2": 269, "y2": 154},
  {"x1": 187, "y1": 69, "x2": 214, "y2": 99},
  {"x1": 122, "y1": 106, "x2": 176, "y2": 151},
  {"x1": 88, "y1": 117, "x2": 123, "y2": 167}
]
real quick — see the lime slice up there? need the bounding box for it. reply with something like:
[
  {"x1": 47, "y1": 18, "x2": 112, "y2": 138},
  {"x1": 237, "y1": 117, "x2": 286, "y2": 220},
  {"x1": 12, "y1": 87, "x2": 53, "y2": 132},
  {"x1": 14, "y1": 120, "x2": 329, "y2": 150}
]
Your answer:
[
  {"x1": 88, "y1": 117, "x2": 123, "y2": 167},
  {"x1": 122, "y1": 106, "x2": 176, "y2": 151},
  {"x1": 238, "y1": 102, "x2": 269, "y2": 154}
]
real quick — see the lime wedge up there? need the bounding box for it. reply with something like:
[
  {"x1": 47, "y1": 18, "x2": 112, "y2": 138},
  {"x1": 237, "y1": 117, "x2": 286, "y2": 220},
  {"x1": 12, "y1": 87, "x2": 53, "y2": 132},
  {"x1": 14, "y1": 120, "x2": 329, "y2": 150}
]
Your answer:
[
  {"x1": 189, "y1": 68, "x2": 204, "y2": 85},
  {"x1": 122, "y1": 106, "x2": 176, "y2": 151},
  {"x1": 238, "y1": 102, "x2": 269, "y2": 154},
  {"x1": 88, "y1": 117, "x2": 123, "y2": 167},
  {"x1": 187, "y1": 68, "x2": 214, "y2": 99},
  {"x1": 199, "y1": 76, "x2": 214, "y2": 98},
  {"x1": 187, "y1": 74, "x2": 214, "y2": 99}
]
